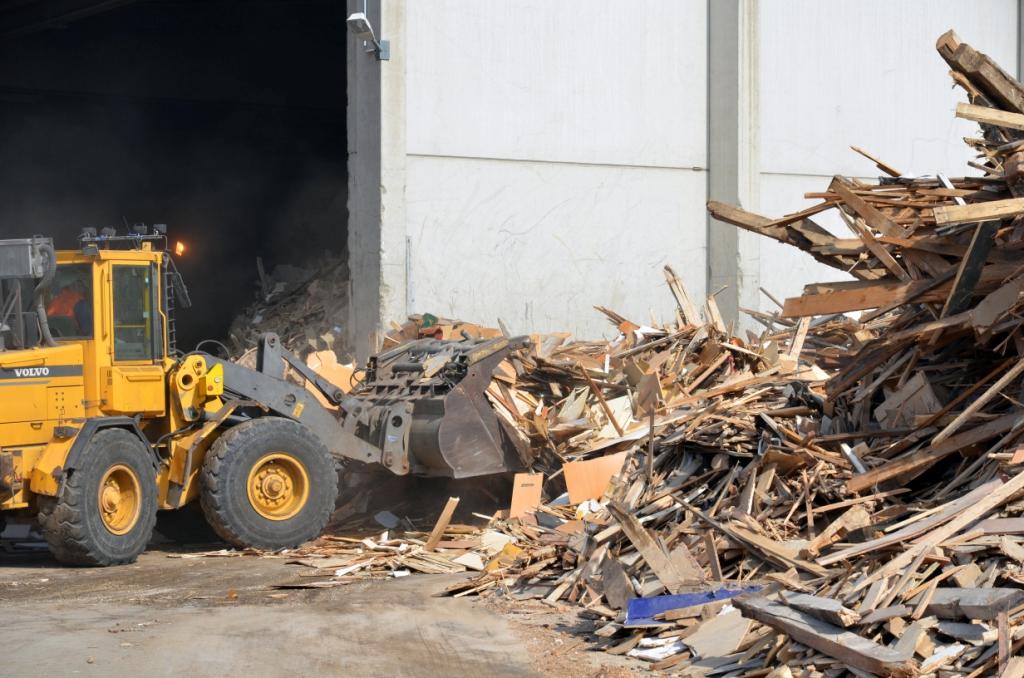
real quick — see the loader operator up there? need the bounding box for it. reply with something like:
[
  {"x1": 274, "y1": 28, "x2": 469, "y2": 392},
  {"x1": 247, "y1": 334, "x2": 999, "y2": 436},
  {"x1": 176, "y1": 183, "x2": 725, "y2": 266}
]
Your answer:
[{"x1": 47, "y1": 276, "x2": 92, "y2": 336}]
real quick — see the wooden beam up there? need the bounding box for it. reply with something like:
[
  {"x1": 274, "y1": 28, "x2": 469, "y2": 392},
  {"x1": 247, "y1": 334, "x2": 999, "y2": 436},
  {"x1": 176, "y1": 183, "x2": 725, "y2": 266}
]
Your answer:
[
  {"x1": 734, "y1": 596, "x2": 918, "y2": 677},
  {"x1": 943, "y1": 40, "x2": 1024, "y2": 115},
  {"x1": 932, "y1": 198, "x2": 1024, "y2": 226},
  {"x1": 845, "y1": 412, "x2": 1020, "y2": 493},
  {"x1": 781, "y1": 592, "x2": 860, "y2": 627},
  {"x1": 956, "y1": 102, "x2": 1024, "y2": 131},
  {"x1": 707, "y1": 200, "x2": 872, "y2": 278},
  {"x1": 910, "y1": 587, "x2": 1024, "y2": 621},
  {"x1": 782, "y1": 261, "x2": 1020, "y2": 317},
  {"x1": 840, "y1": 212, "x2": 911, "y2": 281},
  {"x1": 830, "y1": 176, "x2": 909, "y2": 239},
  {"x1": 819, "y1": 479, "x2": 1000, "y2": 566},
  {"x1": 932, "y1": 360, "x2": 1024, "y2": 445},
  {"x1": 853, "y1": 471, "x2": 1024, "y2": 592}
]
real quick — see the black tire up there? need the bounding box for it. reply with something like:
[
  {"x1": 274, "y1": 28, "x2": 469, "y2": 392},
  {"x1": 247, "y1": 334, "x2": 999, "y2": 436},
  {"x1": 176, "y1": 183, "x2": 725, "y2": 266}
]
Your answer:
[
  {"x1": 36, "y1": 429, "x2": 158, "y2": 566},
  {"x1": 199, "y1": 417, "x2": 337, "y2": 550}
]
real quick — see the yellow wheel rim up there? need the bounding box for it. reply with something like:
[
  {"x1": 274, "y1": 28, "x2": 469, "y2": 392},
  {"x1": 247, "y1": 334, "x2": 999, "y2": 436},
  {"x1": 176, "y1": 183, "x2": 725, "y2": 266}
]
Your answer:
[
  {"x1": 246, "y1": 453, "x2": 309, "y2": 521},
  {"x1": 98, "y1": 464, "x2": 142, "y2": 536}
]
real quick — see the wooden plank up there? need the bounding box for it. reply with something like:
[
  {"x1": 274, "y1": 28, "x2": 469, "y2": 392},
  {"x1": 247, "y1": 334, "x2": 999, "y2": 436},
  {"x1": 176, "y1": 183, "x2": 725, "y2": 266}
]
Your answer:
[
  {"x1": 976, "y1": 518, "x2": 1024, "y2": 535},
  {"x1": 608, "y1": 502, "x2": 699, "y2": 593},
  {"x1": 971, "y1": 275, "x2": 1024, "y2": 333},
  {"x1": 664, "y1": 265, "x2": 701, "y2": 326},
  {"x1": 787, "y1": 316, "x2": 810, "y2": 360},
  {"x1": 734, "y1": 596, "x2": 918, "y2": 677},
  {"x1": 845, "y1": 413, "x2": 1020, "y2": 493},
  {"x1": 819, "y1": 479, "x2": 1001, "y2": 566},
  {"x1": 858, "y1": 606, "x2": 912, "y2": 625},
  {"x1": 704, "y1": 531, "x2": 723, "y2": 581},
  {"x1": 682, "y1": 503, "x2": 829, "y2": 577},
  {"x1": 830, "y1": 176, "x2": 909, "y2": 239},
  {"x1": 705, "y1": 295, "x2": 727, "y2": 333},
  {"x1": 932, "y1": 198, "x2": 1024, "y2": 226},
  {"x1": 782, "y1": 280, "x2": 918, "y2": 317},
  {"x1": 931, "y1": 361, "x2": 1024, "y2": 445},
  {"x1": 600, "y1": 556, "x2": 635, "y2": 611},
  {"x1": 1001, "y1": 656, "x2": 1024, "y2": 678},
  {"x1": 850, "y1": 145, "x2": 902, "y2": 177},
  {"x1": 682, "y1": 609, "x2": 752, "y2": 658},
  {"x1": 783, "y1": 261, "x2": 1021, "y2": 317},
  {"x1": 941, "y1": 39, "x2": 1024, "y2": 114},
  {"x1": 909, "y1": 587, "x2": 1024, "y2": 621},
  {"x1": 843, "y1": 213, "x2": 912, "y2": 281},
  {"x1": 956, "y1": 101, "x2": 1024, "y2": 131},
  {"x1": 577, "y1": 362, "x2": 625, "y2": 437},
  {"x1": 707, "y1": 200, "x2": 871, "y2": 278},
  {"x1": 425, "y1": 496, "x2": 460, "y2": 551},
  {"x1": 854, "y1": 472, "x2": 1024, "y2": 592},
  {"x1": 781, "y1": 592, "x2": 859, "y2": 627},
  {"x1": 803, "y1": 505, "x2": 872, "y2": 557},
  {"x1": 940, "y1": 220, "x2": 997, "y2": 317}
]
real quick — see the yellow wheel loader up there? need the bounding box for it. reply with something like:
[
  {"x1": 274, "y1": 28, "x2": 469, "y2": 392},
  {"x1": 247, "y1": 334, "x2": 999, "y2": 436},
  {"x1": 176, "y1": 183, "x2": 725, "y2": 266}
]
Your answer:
[{"x1": 0, "y1": 228, "x2": 529, "y2": 565}]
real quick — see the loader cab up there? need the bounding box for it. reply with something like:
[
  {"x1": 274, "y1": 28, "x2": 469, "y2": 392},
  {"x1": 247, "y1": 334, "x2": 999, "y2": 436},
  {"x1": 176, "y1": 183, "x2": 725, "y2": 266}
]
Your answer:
[{"x1": 52, "y1": 233, "x2": 175, "y2": 420}]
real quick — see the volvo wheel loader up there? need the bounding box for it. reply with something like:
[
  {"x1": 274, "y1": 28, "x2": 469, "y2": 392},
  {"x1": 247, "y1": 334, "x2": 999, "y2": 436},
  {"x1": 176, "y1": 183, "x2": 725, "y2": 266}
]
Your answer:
[{"x1": 0, "y1": 228, "x2": 529, "y2": 565}]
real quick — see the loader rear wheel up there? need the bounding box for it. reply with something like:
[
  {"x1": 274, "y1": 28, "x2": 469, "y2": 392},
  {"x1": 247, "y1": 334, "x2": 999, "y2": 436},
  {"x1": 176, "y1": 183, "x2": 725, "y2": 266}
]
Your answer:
[
  {"x1": 199, "y1": 417, "x2": 337, "y2": 550},
  {"x1": 37, "y1": 429, "x2": 158, "y2": 566}
]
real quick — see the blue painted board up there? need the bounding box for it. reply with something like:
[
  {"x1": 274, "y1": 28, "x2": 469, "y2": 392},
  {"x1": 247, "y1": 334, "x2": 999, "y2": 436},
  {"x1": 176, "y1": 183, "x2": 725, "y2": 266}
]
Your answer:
[{"x1": 625, "y1": 585, "x2": 763, "y2": 627}]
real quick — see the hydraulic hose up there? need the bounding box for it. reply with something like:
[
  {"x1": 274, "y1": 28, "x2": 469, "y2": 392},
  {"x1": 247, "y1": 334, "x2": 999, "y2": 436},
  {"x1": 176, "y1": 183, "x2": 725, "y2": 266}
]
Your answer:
[{"x1": 33, "y1": 242, "x2": 57, "y2": 347}]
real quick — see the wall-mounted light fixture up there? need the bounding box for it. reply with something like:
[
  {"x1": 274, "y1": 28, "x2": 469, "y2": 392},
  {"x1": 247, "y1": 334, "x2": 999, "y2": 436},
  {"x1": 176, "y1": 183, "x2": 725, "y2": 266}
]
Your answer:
[{"x1": 346, "y1": 11, "x2": 389, "y2": 61}]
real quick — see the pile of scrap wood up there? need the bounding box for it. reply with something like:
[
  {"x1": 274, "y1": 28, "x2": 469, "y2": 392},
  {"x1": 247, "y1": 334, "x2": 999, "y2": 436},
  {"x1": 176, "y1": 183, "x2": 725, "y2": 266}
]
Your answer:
[
  {"x1": 227, "y1": 251, "x2": 349, "y2": 358},
  {"x1": 233, "y1": 497, "x2": 527, "y2": 589},
  {"x1": 435, "y1": 32, "x2": 1024, "y2": 677}
]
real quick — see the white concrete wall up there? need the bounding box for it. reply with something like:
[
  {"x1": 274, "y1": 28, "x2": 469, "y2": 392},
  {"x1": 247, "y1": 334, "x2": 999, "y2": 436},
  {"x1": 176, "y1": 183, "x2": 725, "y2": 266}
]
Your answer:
[
  {"x1": 755, "y1": 0, "x2": 1019, "y2": 308},
  {"x1": 378, "y1": 0, "x2": 1021, "y2": 347},
  {"x1": 404, "y1": 0, "x2": 707, "y2": 339}
]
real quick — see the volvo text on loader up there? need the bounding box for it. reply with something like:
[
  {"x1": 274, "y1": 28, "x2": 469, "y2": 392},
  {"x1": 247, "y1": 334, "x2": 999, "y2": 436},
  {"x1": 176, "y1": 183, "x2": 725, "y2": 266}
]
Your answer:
[{"x1": 0, "y1": 228, "x2": 530, "y2": 565}]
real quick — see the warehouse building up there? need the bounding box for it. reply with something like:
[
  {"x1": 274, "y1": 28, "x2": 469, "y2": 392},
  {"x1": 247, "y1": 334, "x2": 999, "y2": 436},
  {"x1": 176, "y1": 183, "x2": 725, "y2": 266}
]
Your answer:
[
  {"x1": 0, "y1": 1, "x2": 1018, "y2": 358},
  {"x1": 349, "y1": 0, "x2": 1020, "y2": 356}
]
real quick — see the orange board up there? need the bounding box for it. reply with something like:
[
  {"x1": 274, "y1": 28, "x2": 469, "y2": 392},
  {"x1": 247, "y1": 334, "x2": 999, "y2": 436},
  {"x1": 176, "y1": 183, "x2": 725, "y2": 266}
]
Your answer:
[
  {"x1": 510, "y1": 473, "x2": 544, "y2": 519},
  {"x1": 563, "y1": 451, "x2": 629, "y2": 505}
]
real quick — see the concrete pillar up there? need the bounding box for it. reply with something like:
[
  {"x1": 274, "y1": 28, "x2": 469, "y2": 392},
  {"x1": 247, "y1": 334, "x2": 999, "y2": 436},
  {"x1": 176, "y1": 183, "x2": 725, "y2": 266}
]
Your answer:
[
  {"x1": 347, "y1": 0, "x2": 407, "y2": 361},
  {"x1": 1019, "y1": 0, "x2": 1024, "y2": 80},
  {"x1": 707, "y1": 0, "x2": 760, "y2": 332}
]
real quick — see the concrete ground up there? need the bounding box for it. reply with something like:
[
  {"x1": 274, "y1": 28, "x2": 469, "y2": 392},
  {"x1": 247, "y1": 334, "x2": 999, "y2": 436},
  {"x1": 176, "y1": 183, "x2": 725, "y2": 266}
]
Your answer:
[
  {"x1": 0, "y1": 543, "x2": 639, "y2": 678},
  {"x1": 0, "y1": 546, "x2": 536, "y2": 677}
]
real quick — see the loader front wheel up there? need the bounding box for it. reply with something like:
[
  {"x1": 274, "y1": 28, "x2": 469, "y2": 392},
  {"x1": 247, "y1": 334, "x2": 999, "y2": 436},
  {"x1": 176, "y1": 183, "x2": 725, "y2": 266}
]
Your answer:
[
  {"x1": 37, "y1": 429, "x2": 158, "y2": 566},
  {"x1": 200, "y1": 417, "x2": 337, "y2": 550}
]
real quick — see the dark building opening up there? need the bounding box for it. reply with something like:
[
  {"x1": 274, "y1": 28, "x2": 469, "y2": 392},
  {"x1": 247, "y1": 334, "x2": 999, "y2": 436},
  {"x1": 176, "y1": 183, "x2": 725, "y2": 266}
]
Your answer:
[{"x1": 0, "y1": 0, "x2": 348, "y2": 351}]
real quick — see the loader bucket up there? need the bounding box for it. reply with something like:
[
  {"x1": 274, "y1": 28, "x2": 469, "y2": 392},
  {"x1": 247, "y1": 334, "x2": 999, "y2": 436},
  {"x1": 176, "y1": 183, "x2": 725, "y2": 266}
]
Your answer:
[
  {"x1": 350, "y1": 336, "x2": 533, "y2": 479},
  {"x1": 411, "y1": 344, "x2": 530, "y2": 478}
]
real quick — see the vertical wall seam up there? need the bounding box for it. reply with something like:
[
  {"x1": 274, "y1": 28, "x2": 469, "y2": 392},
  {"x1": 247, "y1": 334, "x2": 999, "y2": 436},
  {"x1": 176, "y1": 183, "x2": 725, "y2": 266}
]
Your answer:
[{"x1": 704, "y1": 0, "x2": 712, "y2": 305}]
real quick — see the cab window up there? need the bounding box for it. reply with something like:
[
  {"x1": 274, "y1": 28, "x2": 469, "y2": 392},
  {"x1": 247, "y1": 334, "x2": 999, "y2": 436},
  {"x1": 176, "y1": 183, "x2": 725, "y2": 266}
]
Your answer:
[
  {"x1": 113, "y1": 265, "x2": 158, "y2": 361},
  {"x1": 46, "y1": 264, "x2": 93, "y2": 339}
]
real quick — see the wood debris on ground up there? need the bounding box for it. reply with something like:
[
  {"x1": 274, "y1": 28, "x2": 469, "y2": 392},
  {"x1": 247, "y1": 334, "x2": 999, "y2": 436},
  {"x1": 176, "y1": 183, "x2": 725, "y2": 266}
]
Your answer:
[
  {"x1": 228, "y1": 251, "x2": 349, "y2": 358},
  {"x1": 430, "y1": 31, "x2": 1024, "y2": 677}
]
